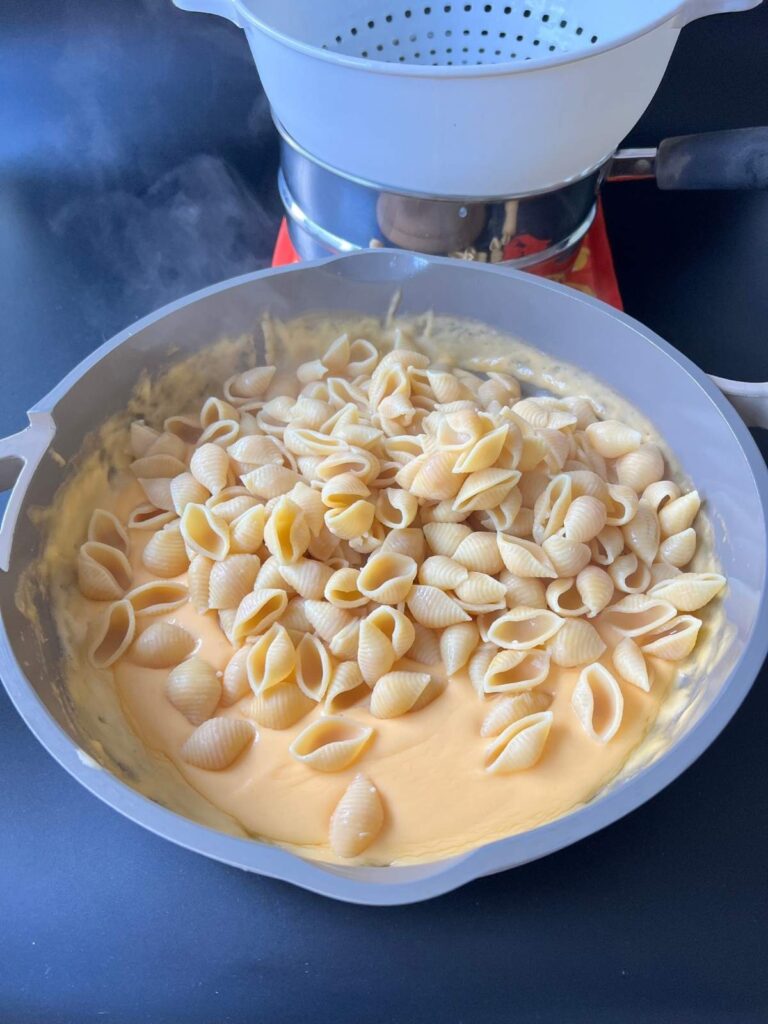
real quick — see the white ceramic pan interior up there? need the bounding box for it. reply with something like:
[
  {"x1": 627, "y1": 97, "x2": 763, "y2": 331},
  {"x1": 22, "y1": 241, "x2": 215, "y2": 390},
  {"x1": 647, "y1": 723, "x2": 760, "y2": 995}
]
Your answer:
[{"x1": 1, "y1": 251, "x2": 767, "y2": 904}]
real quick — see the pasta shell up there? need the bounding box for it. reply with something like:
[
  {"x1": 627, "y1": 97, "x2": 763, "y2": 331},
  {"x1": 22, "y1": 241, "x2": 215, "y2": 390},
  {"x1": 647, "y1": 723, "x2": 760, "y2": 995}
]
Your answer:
[
  {"x1": 244, "y1": 682, "x2": 314, "y2": 730},
  {"x1": 487, "y1": 607, "x2": 564, "y2": 650},
  {"x1": 640, "y1": 615, "x2": 702, "y2": 660},
  {"x1": 497, "y1": 535, "x2": 557, "y2": 579},
  {"x1": 126, "y1": 504, "x2": 176, "y2": 531},
  {"x1": 370, "y1": 671, "x2": 438, "y2": 718},
  {"x1": 483, "y1": 648, "x2": 550, "y2": 694},
  {"x1": 180, "y1": 718, "x2": 254, "y2": 770},
  {"x1": 223, "y1": 365, "x2": 276, "y2": 404},
  {"x1": 170, "y1": 473, "x2": 210, "y2": 516},
  {"x1": 281, "y1": 596, "x2": 311, "y2": 632},
  {"x1": 381, "y1": 528, "x2": 427, "y2": 563},
  {"x1": 149, "y1": 431, "x2": 189, "y2": 460},
  {"x1": 572, "y1": 663, "x2": 624, "y2": 743},
  {"x1": 125, "y1": 581, "x2": 188, "y2": 618},
  {"x1": 640, "y1": 480, "x2": 681, "y2": 514},
  {"x1": 565, "y1": 470, "x2": 609, "y2": 503},
  {"x1": 221, "y1": 645, "x2": 251, "y2": 706},
  {"x1": 475, "y1": 489, "x2": 523, "y2": 533},
  {"x1": 229, "y1": 504, "x2": 266, "y2": 554},
  {"x1": 649, "y1": 562, "x2": 682, "y2": 586},
  {"x1": 187, "y1": 554, "x2": 213, "y2": 613},
  {"x1": 277, "y1": 558, "x2": 333, "y2": 600},
  {"x1": 440, "y1": 621, "x2": 480, "y2": 675},
  {"x1": 585, "y1": 420, "x2": 642, "y2": 458},
  {"x1": 130, "y1": 420, "x2": 159, "y2": 458},
  {"x1": 454, "y1": 572, "x2": 507, "y2": 611},
  {"x1": 612, "y1": 637, "x2": 651, "y2": 692},
  {"x1": 208, "y1": 554, "x2": 260, "y2": 609},
  {"x1": 295, "y1": 633, "x2": 333, "y2": 701},
  {"x1": 500, "y1": 572, "x2": 547, "y2": 610},
  {"x1": 232, "y1": 588, "x2": 288, "y2": 642},
  {"x1": 324, "y1": 567, "x2": 367, "y2": 608},
  {"x1": 452, "y1": 468, "x2": 519, "y2": 514},
  {"x1": 206, "y1": 493, "x2": 256, "y2": 527},
  {"x1": 358, "y1": 606, "x2": 415, "y2": 684},
  {"x1": 180, "y1": 504, "x2": 230, "y2": 561},
  {"x1": 78, "y1": 541, "x2": 132, "y2": 600},
  {"x1": 165, "y1": 657, "x2": 221, "y2": 725},
  {"x1": 406, "y1": 451, "x2": 462, "y2": 501},
  {"x1": 329, "y1": 619, "x2": 361, "y2": 661},
  {"x1": 563, "y1": 495, "x2": 607, "y2": 544},
  {"x1": 325, "y1": 500, "x2": 376, "y2": 541},
  {"x1": 547, "y1": 618, "x2": 606, "y2": 668},
  {"x1": 418, "y1": 556, "x2": 469, "y2": 590},
  {"x1": 137, "y1": 476, "x2": 175, "y2": 512},
  {"x1": 423, "y1": 522, "x2": 471, "y2": 558},
  {"x1": 87, "y1": 599, "x2": 136, "y2": 668},
  {"x1": 197, "y1": 419, "x2": 239, "y2": 448},
  {"x1": 131, "y1": 622, "x2": 196, "y2": 668},
  {"x1": 325, "y1": 662, "x2": 370, "y2": 713},
  {"x1": 575, "y1": 565, "x2": 614, "y2": 617},
  {"x1": 545, "y1": 577, "x2": 589, "y2": 617},
  {"x1": 659, "y1": 490, "x2": 701, "y2": 538},
  {"x1": 329, "y1": 774, "x2": 385, "y2": 859},
  {"x1": 226, "y1": 434, "x2": 284, "y2": 468},
  {"x1": 406, "y1": 585, "x2": 471, "y2": 628},
  {"x1": 289, "y1": 716, "x2": 373, "y2": 772},
  {"x1": 286, "y1": 482, "x2": 326, "y2": 536},
  {"x1": 264, "y1": 497, "x2": 311, "y2": 565},
  {"x1": 217, "y1": 609, "x2": 238, "y2": 645},
  {"x1": 589, "y1": 525, "x2": 624, "y2": 566},
  {"x1": 131, "y1": 453, "x2": 186, "y2": 480},
  {"x1": 615, "y1": 443, "x2": 665, "y2": 493},
  {"x1": 659, "y1": 528, "x2": 697, "y2": 568},
  {"x1": 358, "y1": 551, "x2": 417, "y2": 604},
  {"x1": 304, "y1": 600, "x2": 356, "y2": 643},
  {"x1": 600, "y1": 593, "x2": 677, "y2": 637},
  {"x1": 452, "y1": 532, "x2": 504, "y2": 575},
  {"x1": 647, "y1": 572, "x2": 726, "y2": 612},
  {"x1": 541, "y1": 535, "x2": 591, "y2": 578},
  {"x1": 485, "y1": 711, "x2": 553, "y2": 773},
  {"x1": 609, "y1": 553, "x2": 652, "y2": 594},
  {"x1": 407, "y1": 623, "x2": 442, "y2": 666},
  {"x1": 532, "y1": 474, "x2": 572, "y2": 543},
  {"x1": 163, "y1": 414, "x2": 203, "y2": 445},
  {"x1": 604, "y1": 485, "x2": 639, "y2": 527},
  {"x1": 308, "y1": 526, "x2": 343, "y2": 562},
  {"x1": 513, "y1": 397, "x2": 577, "y2": 431},
  {"x1": 622, "y1": 505, "x2": 660, "y2": 565},
  {"x1": 141, "y1": 523, "x2": 189, "y2": 578},
  {"x1": 200, "y1": 397, "x2": 238, "y2": 427},
  {"x1": 375, "y1": 488, "x2": 418, "y2": 530},
  {"x1": 316, "y1": 448, "x2": 381, "y2": 485},
  {"x1": 480, "y1": 691, "x2": 552, "y2": 738},
  {"x1": 467, "y1": 641, "x2": 498, "y2": 695},
  {"x1": 246, "y1": 623, "x2": 296, "y2": 695},
  {"x1": 242, "y1": 465, "x2": 301, "y2": 500},
  {"x1": 87, "y1": 509, "x2": 130, "y2": 555},
  {"x1": 189, "y1": 443, "x2": 229, "y2": 495}
]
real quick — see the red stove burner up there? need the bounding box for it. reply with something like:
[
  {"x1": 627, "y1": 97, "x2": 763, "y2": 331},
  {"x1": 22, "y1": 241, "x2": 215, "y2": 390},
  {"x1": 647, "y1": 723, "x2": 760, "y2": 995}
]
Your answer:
[{"x1": 272, "y1": 201, "x2": 623, "y2": 312}]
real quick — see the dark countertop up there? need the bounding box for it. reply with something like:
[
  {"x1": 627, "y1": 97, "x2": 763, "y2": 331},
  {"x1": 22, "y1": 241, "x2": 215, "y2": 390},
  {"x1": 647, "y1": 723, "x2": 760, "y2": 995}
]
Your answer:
[{"x1": 1, "y1": 3, "x2": 767, "y2": 1022}]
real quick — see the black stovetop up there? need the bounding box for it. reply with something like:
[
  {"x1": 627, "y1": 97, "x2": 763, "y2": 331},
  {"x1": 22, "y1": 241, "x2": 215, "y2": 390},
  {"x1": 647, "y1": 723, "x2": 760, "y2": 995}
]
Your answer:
[{"x1": 1, "y1": 2, "x2": 767, "y2": 1022}]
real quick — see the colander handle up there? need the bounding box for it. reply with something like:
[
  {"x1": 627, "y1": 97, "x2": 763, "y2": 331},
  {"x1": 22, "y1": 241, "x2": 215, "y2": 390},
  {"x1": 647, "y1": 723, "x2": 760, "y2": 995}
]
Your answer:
[
  {"x1": 676, "y1": 0, "x2": 762, "y2": 25},
  {"x1": 171, "y1": 0, "x2": 241, "y2": 27},
  {"x1": 0, "y1": 414, "x2": 56, "y2": 573},
  {"x1": 655, "y1": 127, "x2": 768, "y2": 190},
  {"x1": 711, "y1": 377, "x2": 768, "y2": 431}
]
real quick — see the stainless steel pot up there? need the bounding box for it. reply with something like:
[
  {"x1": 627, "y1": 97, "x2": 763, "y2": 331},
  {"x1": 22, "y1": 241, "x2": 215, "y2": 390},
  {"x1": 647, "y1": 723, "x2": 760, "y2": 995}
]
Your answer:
[
  {"x1": 1, "y1": 251, "x2": 767, "y2": 905},
  {"x1": 278, "y1": 125, "x2": 768, "y2": 268}
]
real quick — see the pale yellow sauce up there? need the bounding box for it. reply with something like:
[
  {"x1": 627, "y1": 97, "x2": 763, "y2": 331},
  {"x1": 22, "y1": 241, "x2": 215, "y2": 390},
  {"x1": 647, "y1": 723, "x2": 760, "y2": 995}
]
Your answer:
[{"x1": 30, "y1": 315, "x2": 728, "y2": 866}]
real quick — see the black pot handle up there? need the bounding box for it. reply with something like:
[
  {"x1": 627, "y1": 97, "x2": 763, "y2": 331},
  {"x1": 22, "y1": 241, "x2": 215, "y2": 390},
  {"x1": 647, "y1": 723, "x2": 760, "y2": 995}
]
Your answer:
[{"x1": 655, "y1": 127, "x2": 768, "y2": 190}]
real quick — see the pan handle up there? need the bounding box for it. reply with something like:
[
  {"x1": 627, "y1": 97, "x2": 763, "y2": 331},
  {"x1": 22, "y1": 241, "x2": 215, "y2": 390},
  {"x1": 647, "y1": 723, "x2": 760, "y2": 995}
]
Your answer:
[
  {"x1": 0, "y1": 414, "x2": 56, "y2": 573},
  {"x1": 171, "y1": 0, "x2": 241, "y2": 27},
  {"x1": 711, "y1": 376, "x2": 768, "y2": 430},
  {"x1": 656, "y1": 128, "x2": 768, "y2": 190}
]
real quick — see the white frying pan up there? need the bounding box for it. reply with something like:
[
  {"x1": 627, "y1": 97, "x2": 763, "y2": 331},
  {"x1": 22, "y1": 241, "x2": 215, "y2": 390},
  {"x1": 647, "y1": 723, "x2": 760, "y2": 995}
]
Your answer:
[{"x1": 0, "y1": 251, "x2": 766, "y2": 905}]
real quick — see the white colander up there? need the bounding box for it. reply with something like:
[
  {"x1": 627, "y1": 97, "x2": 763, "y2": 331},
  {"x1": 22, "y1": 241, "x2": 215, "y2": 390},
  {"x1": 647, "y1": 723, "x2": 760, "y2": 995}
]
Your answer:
[{"x1": 173, "y1": 0, "x2": 760, "y2": 196}]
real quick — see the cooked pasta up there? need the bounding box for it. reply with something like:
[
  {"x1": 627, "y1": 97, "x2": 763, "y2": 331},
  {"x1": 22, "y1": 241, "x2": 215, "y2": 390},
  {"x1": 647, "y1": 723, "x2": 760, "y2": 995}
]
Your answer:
[{"x1": 64, "y1": 313, "x2": 726, "y2": 866}]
